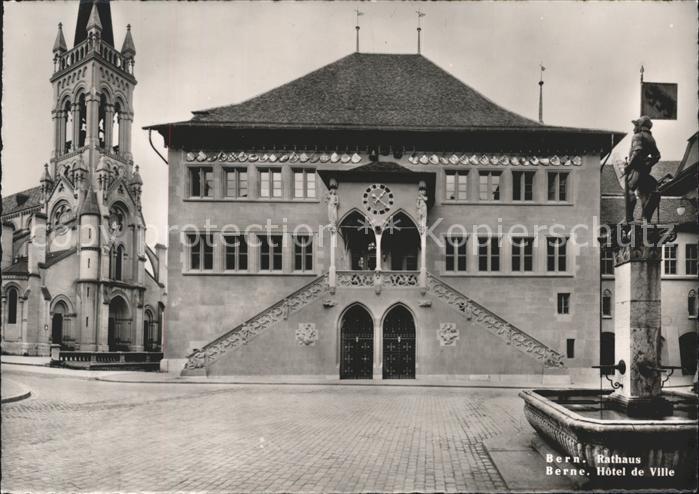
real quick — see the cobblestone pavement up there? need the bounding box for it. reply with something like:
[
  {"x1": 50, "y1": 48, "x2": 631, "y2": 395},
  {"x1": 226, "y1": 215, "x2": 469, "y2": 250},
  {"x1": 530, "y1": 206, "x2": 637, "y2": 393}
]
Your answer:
[{"x1": 2, "y1": 369, "x2": 529, "y2": 493}]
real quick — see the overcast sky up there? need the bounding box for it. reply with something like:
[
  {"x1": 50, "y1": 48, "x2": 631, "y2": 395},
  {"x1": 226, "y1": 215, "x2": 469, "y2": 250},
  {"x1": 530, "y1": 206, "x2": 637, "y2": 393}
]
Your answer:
[{"x1": 3, "y1": 1, "x2": 697, "y2": 245}]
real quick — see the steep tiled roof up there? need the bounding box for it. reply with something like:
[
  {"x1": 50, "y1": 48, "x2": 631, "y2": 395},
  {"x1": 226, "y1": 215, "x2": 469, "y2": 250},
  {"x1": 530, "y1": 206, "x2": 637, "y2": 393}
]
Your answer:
[
  {"x1": 601, "y1": 165, "x2": 623, "y2": 196},
  {"x1": 601, "y1": 196, "x2": 697, "y2": 225},
  {"x1": 1, "y1": 187, "x2": 43, "y2": 217},
  {"x1": 43, "y1": 248, "x2": 77, "y2": 268},
  {"x1": 652, "y1": 160, "x2": 681, "y2": 182}
]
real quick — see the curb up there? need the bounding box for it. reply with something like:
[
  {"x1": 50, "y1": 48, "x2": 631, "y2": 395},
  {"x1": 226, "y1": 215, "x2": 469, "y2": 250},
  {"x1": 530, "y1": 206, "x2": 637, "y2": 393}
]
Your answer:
[{"x1": 1, "y1": 381, "x2": 32, "y2": 404}]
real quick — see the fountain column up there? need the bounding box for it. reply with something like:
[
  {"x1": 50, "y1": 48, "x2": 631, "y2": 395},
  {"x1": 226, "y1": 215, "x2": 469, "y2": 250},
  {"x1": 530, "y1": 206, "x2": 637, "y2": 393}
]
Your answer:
[{"x1": 608, "y1": 223, "x2": 675, "y2": 417}]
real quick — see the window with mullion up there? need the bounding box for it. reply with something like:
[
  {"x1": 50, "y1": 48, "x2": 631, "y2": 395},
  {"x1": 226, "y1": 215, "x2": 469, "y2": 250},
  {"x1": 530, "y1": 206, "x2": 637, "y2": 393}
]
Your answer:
[
  {"x1": 188, "y1": 233, "x2": 214, "y2": 271},
  {"x1": 293, "y1": 234, "x2": 314, "y2": 271},
  {"x1": 663, "y1": 244, "x2": 677, "y2": 274},
  {"x1": 601, "y1": 246, "x2": 614, "y2": 275},
  {"x1": 445, "y1": 171, "x2": 468, "y2": 201},
  {"x1": 512, "y1": 171, "x2": 535, "y2": 201},
  {"x1": 223, "y1": 235, "x2": 248, "y2": 271},
  {"x1": 260, "y1": 168, "x2": 282, "y2": 198},
  {"x1": 445, "y1": 235, "x2": 467, "y2": 272},
  {"x1": 686, "y1": 244, "x2": 698, "y2": 275},
  {"x1": 479, "y1": 171, "x2": 501, "y2": 201},
  {"x1": 293, "y1": 169, "x2": 317, "y2": 199},
  {"x1": 547, "y1": 172, "x2": 569, "y2": 202},
  {"x1": 477, "y1": 237, "x2": 500, "y2": 272},
  {"x1": 259, "y1": 235, "x2": 283, "y2": 271},
  {"x1": 511, "y1": 237, "x2": 533, "y2": 272},
  {"x1": 547, "y1": 236, "x2": 567, "y2": 272},
  {"x1": 224, "y1": 168, "x2": 248, "y2": 198},
  {"x1": 189, "y1": 167, "x2": 214, "y2": 198}
]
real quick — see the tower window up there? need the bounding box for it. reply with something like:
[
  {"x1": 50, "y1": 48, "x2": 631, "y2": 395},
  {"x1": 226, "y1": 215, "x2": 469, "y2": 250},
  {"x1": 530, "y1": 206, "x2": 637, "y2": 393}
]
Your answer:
[
  {"x1": 602, "y1": 289, "x2": 612, "y2": 317},
  {"x1": 78, "y1": 93, "x2": 87, "y2": 148},
  {"x1": 601, "y1": 246, "x2": 614, "y2": 275}
]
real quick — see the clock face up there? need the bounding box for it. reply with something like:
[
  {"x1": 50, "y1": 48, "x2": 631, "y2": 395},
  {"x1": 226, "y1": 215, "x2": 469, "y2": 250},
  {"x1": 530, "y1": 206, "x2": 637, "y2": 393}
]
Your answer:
[{"x1": 362, "y1": 184, "x2": 394, "y2": 215}]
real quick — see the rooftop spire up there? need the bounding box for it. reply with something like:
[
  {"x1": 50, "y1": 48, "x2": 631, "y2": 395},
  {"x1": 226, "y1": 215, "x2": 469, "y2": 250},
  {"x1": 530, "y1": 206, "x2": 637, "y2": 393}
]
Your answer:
[
  {"x1": 354, "y1": 9, "x2": 363, "y2": 53},
  {"x1": 74, "y1": 0, "x2": 114, "y2": 47},
  {"x1": 86, "y1": 2, "x2": 102, "y2": 32},
  {"x1": 416, "y1": 10, "x2": 426, "y2": 55},
  {"x1": 121, "y1": 24, "x2": 136, "y2": 57},
  {"x1": 538, "y1": 63, "x2": 545, "y2": 124},
  {"x1": 53, "y1": 23, "x2": 67, "y2": 53}
]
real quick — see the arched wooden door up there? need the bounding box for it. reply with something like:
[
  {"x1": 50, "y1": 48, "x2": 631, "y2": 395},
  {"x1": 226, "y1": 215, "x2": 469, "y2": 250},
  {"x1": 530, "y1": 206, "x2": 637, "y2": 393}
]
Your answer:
[
  {"x1": 340, "y1": 305, "x2": 374, "y2": 379},
  {"x1": 383, "y1": 305, "x2": 416, "y2": 379},
  {"x1": 51, "y1": 313, "x2": 63, "y2": 347}
]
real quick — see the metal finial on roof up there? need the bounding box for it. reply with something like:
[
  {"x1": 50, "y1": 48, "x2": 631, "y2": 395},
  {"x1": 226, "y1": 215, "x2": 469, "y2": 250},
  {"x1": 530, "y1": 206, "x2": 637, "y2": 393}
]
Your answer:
[
  {"x1": 355, "y1": 10, "x2": 363, "y2": 53},
  {"x1": 416, "y1": 11, "x2": 426, "y2": 55},
  {"x1": 538, "y1": 63, "x2": 545, "y2": 124}
]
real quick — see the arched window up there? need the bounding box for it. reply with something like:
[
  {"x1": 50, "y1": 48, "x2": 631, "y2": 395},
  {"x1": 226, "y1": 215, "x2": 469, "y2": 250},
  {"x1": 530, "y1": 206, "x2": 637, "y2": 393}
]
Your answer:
[
  {"x1": 98, "y1": 93, "x2": 107, "y2": 149},
  {"x1": 602, "y1": 289, "x2": 613, "y2": 318},
  {"x1": 688, "y1": 290, "x2": 697, "y2": 318},
  {"x1": 111, "y1": 245, "x2": 125, "y2": 281},
  {"x1": 51, "y1": 201, "x2": 72, "y2": 228},
  {"x1": 63, "y1": 99, "x2": 73, "y2": 153},
  {"x1": 7, "y1": 287, "x2": 18, "y2": 324},
  {"x1": 112, "y1": 101, "x2": 121, "y2": 153},
  {"x1": 78, "y1": 93, "x2": 87, "y2": 148}
]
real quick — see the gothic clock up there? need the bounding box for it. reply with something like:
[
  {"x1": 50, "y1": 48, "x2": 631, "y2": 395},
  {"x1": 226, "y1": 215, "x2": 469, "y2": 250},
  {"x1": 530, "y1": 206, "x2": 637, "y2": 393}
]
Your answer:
[{"x1": 362, "y1": 184, "x2": 394, "y2": 215}]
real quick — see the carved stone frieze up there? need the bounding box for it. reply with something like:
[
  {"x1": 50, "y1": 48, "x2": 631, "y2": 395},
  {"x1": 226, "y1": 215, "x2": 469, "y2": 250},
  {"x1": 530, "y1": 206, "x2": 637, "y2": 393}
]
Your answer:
[
  {"x1": 438, "y1": 323, "x2": 459, "y2": 346},
  {"x1": 184, "y1": 275, "x2": 329, "y2": 369},
  {"x1": 335, "y1": 271, "x2": 419, "y2": 288},
  {"x1": 426, "y1": 274, "x2": 565, "y2": 368},
  {"x1": 296, "y1": 323, "x2": 318, "y2": 346}
]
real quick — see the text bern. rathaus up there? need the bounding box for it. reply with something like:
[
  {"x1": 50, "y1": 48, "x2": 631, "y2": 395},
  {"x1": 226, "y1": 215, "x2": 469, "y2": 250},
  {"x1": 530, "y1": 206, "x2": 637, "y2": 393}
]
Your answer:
[
  {"x1": 150, "y1": 40, "x2": 626, "y2": 382},
  {"x1": 1, "y1": 1, "x2": 166, "y2": 356}
]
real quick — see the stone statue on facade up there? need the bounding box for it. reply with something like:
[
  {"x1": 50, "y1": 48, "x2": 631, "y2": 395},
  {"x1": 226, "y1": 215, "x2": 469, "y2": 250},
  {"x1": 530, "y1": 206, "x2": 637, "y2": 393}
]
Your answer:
[
  {"x1": 625, "y1": 115, "x2": 661, "y2": 223},
  {"x1": 416, "y1": 188, "x2": 428, "y2": 233},
  {"x1": 326, "y1": 186, "x2": 339, "y2": 228}
]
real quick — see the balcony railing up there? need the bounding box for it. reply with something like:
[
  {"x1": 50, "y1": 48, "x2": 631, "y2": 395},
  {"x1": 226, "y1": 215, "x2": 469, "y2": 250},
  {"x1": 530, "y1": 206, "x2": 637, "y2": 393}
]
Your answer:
[
  {"x1": 336, "y1": 270, "x2": 419, "y2": 288},
  {"x1": 54, "y1": 38, "x2": 133, "y2": 77}
]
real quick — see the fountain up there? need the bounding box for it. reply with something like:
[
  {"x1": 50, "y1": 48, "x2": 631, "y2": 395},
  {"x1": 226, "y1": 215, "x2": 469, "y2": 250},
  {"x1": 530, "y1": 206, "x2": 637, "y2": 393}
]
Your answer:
[{"x1": 520, "y1": 120, "x2": 697, "y2": 488}]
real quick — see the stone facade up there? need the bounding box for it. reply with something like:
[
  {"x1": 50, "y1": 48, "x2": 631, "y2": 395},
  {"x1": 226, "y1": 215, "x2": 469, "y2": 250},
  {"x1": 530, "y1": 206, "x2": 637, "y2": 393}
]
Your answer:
[{"x1": 1, "y1": 1, "x2": 166, "y2": 356}]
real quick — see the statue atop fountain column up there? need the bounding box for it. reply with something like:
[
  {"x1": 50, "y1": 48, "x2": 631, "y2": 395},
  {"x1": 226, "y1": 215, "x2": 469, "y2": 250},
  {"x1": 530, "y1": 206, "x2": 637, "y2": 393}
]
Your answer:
[
  {"x1": 625, "y1": 115, "x2": 661, "y2": 223},
  {"x1": 416, "y1": 187, "x2": 428, "y2": 234},
  {"x1": 327, "y1": 183, "x2": 339, "y2": 229}
]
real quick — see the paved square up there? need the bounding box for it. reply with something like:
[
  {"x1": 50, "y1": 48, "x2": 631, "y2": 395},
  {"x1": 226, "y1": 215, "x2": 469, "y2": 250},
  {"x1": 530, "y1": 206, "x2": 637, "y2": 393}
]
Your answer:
[{"x1": 2, "y1": 370, "x2": 528, "y2": 492}]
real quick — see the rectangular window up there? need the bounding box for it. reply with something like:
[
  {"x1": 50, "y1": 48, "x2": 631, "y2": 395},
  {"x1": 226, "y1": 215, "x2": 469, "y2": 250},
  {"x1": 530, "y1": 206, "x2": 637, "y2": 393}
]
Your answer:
[
  {"x1": 557, "y1": 293, "x2": 570, "y2": 315},
  {"x1": 293, "y1": 235, "x2": 314, "y2": 272},
  {"x1": 686, "y1": 244, "x2": 698, "y2": 275},
  {"x1": 477, "y1": 237, "x2": 500, "y2": 272},
  {"x1": 601, "y1": 246, "x2": 614, "y2": 275},
  {"x1": 445, "y1": 171, "x2": 468, "y2": 201},
  {"x1": 479, "y1": 171, "x2": 502, "y2": 201},
  {"x1": 224, "y1": 168, "x2": 248, "y2": 198},
  {"x1": 602, "y1": 291, "x2": 612, "y2": 317},
  {"x1": 188, "y1": 233, "x2": 214, "y2": 271},
  {"x1": 663, "y1": 244, "x2": 677, "y2": 274},
  {"x1": 566, "y1": 338, "x2": 575, "y2": 359},
  {"x1": 293, "y1": 169, "x2": 317, "y2": 199},
  {"x1": 445, "y1": 235, "x2": 467, "y2": 272},
  {"x1": 223, "y1": 235, "x2": 248, "y2": 271},
  {"x1": 547, "y1": 237, "x2": 567, "y2": 272},
  {"x1": 259, "y1": 235, "x2": 283, "y2": 271},
  {"x1": 547, "y1": 172, "x2": 569, "y2": 202},
  {"x1": 259, "y1": 169, "x2": 282, "y2": 198},
  {"x1": 189, "y1": 167, "x2": 214, "y2": 198},
  {"x1": 511, "y1": 237, "x2": 534, "y2": 272},
  {"x1": 512, "y1": 171, "x2": 535, "y2": 201}
]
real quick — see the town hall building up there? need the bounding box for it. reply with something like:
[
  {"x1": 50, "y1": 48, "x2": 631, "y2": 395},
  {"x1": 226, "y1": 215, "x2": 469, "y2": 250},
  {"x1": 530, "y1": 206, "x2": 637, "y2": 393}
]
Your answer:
[
  {"x1": 1, "y1": 0, "x2": 167, "y2": 356},
  {"x1": 149, "y1": 52, "x2": 632, "y2": 382}
]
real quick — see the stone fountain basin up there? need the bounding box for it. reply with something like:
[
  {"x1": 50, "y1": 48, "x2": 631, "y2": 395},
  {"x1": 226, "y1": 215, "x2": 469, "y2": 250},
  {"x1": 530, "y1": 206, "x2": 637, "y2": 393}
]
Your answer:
[{"x1": 520, "y1": 388, "x2": 697, "y2": 477}]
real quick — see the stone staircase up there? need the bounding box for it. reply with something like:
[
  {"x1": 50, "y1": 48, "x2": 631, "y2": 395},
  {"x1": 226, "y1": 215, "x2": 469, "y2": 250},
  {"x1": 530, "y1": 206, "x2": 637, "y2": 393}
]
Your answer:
[
  {"x1": 425, "y1": 274, "x2": 565, "y2": 368},
  {"x1": 182, "y1": 271, "x2": 565, "y2": 374},
  {"x1": 183, "y1": 274, "x2": 330, "y2": 373}
]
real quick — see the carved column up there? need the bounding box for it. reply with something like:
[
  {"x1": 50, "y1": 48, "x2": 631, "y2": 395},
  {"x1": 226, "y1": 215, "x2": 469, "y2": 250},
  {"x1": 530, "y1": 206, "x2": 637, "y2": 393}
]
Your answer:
[
  {"x1": 104, "y1": 104, "x2": 114, "y2": 150},
  {"x1": 85, "y1": 92, "x2": 100, "y2": 147},
  {"x1": 329, "y1": 226, "x2": 337, "y2": 293},
  {"x1": 419, "y1": 226, "x2": 427, "y2": 292},
  {"x1": 72, "y1": 102, "x2": 80, "y2": 150}
]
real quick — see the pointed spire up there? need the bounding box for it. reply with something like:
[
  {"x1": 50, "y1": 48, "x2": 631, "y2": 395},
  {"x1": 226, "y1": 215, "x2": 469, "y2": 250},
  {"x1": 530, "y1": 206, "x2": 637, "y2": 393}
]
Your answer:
[
  {"x1": 79, "y1": 189, "x2": 101, "y2": 217},
  {"x1": 41, "y1": 163, "x2": 54, "y2": 184},
  {"x1": 87, "y1": 2, "x2": 103, "y2": 32},
  {"x1": 121, "y1": 24, "x2": 136, "y2": 57},
  {"x1": 53, "y1": 23, "x2": 68, "y2": 53},
  {"x1": 130, "y1": 165, "x2": 143, "y2": 186},
  {"x1": 74, "y1": 0, "x2": 114, "y2": 47}
]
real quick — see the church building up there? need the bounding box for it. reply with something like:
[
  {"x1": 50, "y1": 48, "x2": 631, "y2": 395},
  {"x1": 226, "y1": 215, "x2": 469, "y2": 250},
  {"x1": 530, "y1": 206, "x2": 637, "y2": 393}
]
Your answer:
[
  {"x1": 1, "y1": 0, "x2": 167, "y2": 356},
  {"x1": 149, "y1": 52, "x2": 625, "y2": 382}
]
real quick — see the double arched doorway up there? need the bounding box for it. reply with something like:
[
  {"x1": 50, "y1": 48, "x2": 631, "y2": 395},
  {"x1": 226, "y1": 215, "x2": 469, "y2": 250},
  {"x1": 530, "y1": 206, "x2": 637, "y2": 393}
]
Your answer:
[{"x1": 339, "y1": 304, "x2": 416, "y2": 380}]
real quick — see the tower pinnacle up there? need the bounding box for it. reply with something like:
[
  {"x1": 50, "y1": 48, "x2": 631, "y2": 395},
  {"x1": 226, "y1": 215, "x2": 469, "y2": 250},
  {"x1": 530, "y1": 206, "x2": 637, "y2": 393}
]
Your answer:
[
  {"x1": 53, "y1": 23, "x2": 67, "y2": 54},
  {"x1": 74, "y1": 0, "x2": 114, "y2": 47},
  {"x1": 122, "y1": 24, "x2": 136, "y2": 57}
]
